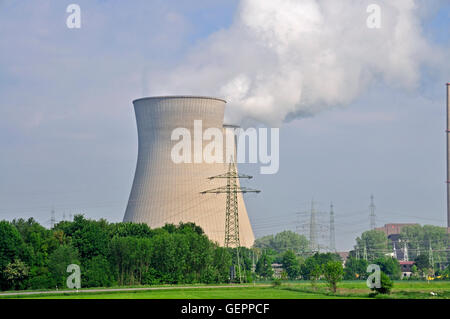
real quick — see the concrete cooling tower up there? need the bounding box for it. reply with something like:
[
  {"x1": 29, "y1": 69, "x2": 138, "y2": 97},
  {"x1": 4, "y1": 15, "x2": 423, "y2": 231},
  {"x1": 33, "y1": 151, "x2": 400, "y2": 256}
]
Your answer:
[{"x1": 123, "y1": 96, "x2": 255, "y2": 247}]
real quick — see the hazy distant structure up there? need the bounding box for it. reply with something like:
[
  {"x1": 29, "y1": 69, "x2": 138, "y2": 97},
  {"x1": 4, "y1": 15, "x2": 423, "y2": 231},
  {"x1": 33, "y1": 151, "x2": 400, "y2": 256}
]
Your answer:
[
  {"x1": 329, "y1": 203, "x2": 336, "y2": 252},
  {"x1": 369, "y1": 195, "x2": 376, "y2": 230},
  {"x1": 296, "y1": 201, "x2": 329, "y2": 252},
  {"x1": 123, "y1": 96, "x2": 255, "y2": 247},
  {"x1": 50, "y1": 208, "x2": 56, "y2": 228},
  {"x1": 309, "y1": 200, "x2": 318, "y2": 252},
  {"x1": 446, "y1": 83, "x2": 450, "y2": 229}
]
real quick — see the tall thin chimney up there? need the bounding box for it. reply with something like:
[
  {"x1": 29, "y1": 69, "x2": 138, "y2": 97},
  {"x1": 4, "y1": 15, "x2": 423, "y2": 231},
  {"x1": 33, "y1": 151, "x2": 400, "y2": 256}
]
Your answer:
[{"x1": 447, "y1": 83, "x2": 450, "y2": 228}]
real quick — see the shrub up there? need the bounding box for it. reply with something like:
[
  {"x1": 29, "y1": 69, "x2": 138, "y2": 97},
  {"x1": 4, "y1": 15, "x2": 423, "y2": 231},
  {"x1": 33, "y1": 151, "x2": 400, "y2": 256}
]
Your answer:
[
  {"x1": 323, "y1": 261, "x2": 344, "y2": 293},
  {"x1": 371, "y1": 272, "x2": 393, "y2": 295}
]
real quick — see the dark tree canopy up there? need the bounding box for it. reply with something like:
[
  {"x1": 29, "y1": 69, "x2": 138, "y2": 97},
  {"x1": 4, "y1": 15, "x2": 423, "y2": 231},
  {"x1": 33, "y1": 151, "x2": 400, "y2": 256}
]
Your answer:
[{"x1": 253, "y1": 230, "x2": 309, "y2": 254}]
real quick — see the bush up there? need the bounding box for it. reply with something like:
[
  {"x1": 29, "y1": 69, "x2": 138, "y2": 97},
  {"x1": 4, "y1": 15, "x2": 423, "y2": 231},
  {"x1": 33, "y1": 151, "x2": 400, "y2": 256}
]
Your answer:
[
  {"x1": 371, "y1": 272, "x2": 393, "y2": 295},
  {"x1": 323, "y1": 261, "x2": 343, "y2": 293}
]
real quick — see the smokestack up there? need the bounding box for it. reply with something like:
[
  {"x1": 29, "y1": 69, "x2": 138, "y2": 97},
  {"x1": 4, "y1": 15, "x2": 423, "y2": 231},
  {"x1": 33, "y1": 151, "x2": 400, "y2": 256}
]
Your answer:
[{"x1": 447, "y1": 83, "x2": 450, "y2": 228}]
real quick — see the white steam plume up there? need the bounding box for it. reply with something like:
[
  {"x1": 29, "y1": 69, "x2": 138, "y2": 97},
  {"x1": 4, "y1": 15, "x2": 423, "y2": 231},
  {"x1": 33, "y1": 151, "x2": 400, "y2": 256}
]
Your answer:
[{"x1": 150, "y1": 0, "x2": 441, "y2": 126}]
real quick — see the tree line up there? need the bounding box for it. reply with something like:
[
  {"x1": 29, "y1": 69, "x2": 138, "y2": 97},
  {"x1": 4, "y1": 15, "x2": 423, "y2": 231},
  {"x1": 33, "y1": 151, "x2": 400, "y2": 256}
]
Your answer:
[
  {"x1": 1, "y1": 217, "x2": 448, "y2": 292},
  {"x1": 0, "y1": 216, "x2": 237, "y2": 290}
]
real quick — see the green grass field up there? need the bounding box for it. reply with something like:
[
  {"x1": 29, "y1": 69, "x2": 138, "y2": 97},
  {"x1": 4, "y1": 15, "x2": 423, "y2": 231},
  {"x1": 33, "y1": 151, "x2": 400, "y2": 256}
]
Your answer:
[{"x1": 1, "y1": 281, "x2": 449, "y2": 299}]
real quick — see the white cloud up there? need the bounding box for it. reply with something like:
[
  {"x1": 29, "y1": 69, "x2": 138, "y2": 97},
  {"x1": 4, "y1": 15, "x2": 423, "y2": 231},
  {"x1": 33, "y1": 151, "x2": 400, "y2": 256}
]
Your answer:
[{"x1": 151, "y1": 0, "x2": 446, "y2": 126}]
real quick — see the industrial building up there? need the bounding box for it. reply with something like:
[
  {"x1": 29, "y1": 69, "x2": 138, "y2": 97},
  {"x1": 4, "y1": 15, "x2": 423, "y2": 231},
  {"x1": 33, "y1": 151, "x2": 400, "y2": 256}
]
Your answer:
[{"x1": 123, "y1": 96, "x2": 255, "y2": 247}]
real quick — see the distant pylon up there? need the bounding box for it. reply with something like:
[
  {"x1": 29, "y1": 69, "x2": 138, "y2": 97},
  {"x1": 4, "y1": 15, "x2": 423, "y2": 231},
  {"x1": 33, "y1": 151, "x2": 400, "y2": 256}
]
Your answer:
[
  {"x1": 369, "y1": 195, "x2": 376, "y2": 230},
  {"x1": 329, "y1": 202, "x2": 336, "y2": 252},
  {"x1": 201, "y1": 157, "x2": 260, "y2": 248},
  {"x1": 50, "y1": 207, "x2": 56, "y2": 228},
  {"x1": 309, "y1": 200, "x2": 318, "y2": 252},
  {"x1": 403, "y1": 240, "x2": 409, "y2": 262}
]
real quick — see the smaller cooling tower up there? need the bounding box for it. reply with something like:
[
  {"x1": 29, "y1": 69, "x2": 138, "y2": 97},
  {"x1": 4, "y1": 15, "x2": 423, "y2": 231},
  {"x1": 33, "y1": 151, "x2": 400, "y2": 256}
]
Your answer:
[{"x1": 123, "y1": 96, "x2": 255, "y2": 247}]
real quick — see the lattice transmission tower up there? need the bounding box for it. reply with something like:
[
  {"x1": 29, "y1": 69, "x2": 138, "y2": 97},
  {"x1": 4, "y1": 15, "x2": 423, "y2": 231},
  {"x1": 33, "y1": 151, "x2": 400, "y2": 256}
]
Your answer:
[
  {"x1": 369, "y1": 194, "x2": 376, "y2": 230},
  {"x1": 201, "y1": 159, "x2": 260, "y2": 248},
  {"x1": 309, "y1": 200, "x2": 318, "y2": 252},
  {"x1": 50, "y1": 207, "x2": 56, "y2": 228},
  {"x1": 296, "y1": 200, "x2": 329, "y2": 252},
  {"x1": 329, "y1": 202, "x2": 336, "y2": 252}
]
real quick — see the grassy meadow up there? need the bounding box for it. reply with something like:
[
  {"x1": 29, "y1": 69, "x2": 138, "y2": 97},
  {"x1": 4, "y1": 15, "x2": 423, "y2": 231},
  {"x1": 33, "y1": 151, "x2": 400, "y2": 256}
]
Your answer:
[{"x1": 0, "y1": 281, "x2": 449, "y2": 299}]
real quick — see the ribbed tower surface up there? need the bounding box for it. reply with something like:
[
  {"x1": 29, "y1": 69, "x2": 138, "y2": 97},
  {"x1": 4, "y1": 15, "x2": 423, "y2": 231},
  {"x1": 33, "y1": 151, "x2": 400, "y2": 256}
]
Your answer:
[{"x1": 123, "y1": 96, "x2": 255, "y2": 247}]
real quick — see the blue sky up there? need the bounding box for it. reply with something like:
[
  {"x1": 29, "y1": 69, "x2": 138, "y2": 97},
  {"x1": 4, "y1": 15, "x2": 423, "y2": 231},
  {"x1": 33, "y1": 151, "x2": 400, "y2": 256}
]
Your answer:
[{"x1": 0, "y1": 0, "x2": 449, "y2": 251}]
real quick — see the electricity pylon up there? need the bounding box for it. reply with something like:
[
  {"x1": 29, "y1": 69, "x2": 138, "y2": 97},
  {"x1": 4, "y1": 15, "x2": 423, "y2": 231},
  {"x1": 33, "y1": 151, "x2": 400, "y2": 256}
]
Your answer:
[
  {"x1": 369, "y1": 195, "x2": 376, "y2": 230},
  {"x1": 329, "y1": 202, "x2": 336, "y2": 252},
  {"x1": 403, "y1": 241, "x2": 409, "y2": 262},
  {"x1": 201, "y1": 159, "x2": 260, "y2": 248},
  {"x1": 309, "y1": 200, "x2": 318, "y2": 252},
  {"x1": 50, "y1": 208, "x2": 56, "y2": 228}
]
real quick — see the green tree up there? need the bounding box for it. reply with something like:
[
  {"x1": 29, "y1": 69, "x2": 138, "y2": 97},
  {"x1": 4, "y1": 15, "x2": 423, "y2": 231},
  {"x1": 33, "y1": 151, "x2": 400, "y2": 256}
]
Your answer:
[
  {"x1": 309, "y1": 264, "x2": 322, "y2": 288},
  {"x1": 109, "y1": 236, "x2": 152, "y2": 285},
  {"x1": 410, "y1": 265, "x2": 419, "y2": 279},
  {"x1": 300, "y1": 253, "x2": 340, "y2": 280},
  {"x1": 48, "y1": 245, "x2": 80, "y2": 289},
  {"x1": 373, "y1": 257, "x2": 401, "y2": 280},
  {"x1": 109, "y1": 222, "x2": 154, "y2": 238},
  {"x1": 281, "y1": 250, "x2": 301, "y2": 280},
  {"x1": 354, "y1": 230, "x2": 388, "y2": 261},
  {"x1": 439, "y1": 265, "x2": 450, "y2": 280},
  {"x1": 211, "y1": 247, "x2": 232, "y2": 283},
  {"x1": 344, "y1": 257, "x2": 368, "y2": 280},
  {"x1": 0, "y1": 221, "x2": 27, "y2": 290},
  {"x1": 414, "y1": 254, "x2": 430, "y2": 271},
  {"x1": 254, "y1": 231, "x2": 309, "y2": 254},
  {"x1": 83, "y1": 255, "x2": 114, "y2": 287},
  {"x1": 54, "y1": 215, "x2": 110, "y2": 263},
  {"x1": 3, "y1": 259, "x2": 29, "y2": 290},
  {"x1": 27, "y1": 266, "x2": 52, "y2": 290},
  {"x1": 400, "y1": 225, "x2": 449, "y2": 265},
  {"x1": 414, "y1": 254, "x2": 431, "y2": 278},
  {"x1": 255, "y1": 252, "x2": 273, "y2": 279},
  {"x1": 12, "y1": 218, "x2": 59, "y2": 268},
  {"x1": 323, "y1": 261, "x2": 343, "y2": 293}
]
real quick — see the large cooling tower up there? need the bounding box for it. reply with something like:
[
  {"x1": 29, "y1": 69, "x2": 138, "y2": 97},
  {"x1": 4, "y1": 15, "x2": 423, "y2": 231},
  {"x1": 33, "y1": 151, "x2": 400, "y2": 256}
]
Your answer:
[{"x1": 123, "y1": 96, "x2": 255, "y2": 247}]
